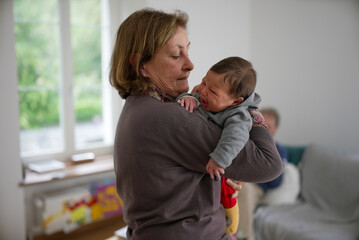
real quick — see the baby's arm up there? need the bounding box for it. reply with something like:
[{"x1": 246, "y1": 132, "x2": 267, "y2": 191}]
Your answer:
[
  {"x1": 209, "y1": 109, "x2": 253, "y2": 170},
  {"x1": 206, "y1": 158, "x2": 225, "y2": 181}
]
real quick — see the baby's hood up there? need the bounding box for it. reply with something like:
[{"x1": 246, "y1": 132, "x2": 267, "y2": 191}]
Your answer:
[{"x1": 241, "y1": 92, "x2": 261, "y2": 109}]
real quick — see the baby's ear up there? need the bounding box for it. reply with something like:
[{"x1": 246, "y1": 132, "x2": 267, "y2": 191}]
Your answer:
[{"x1": 232, "y1": 97, "x2": 244, "y2": 106}]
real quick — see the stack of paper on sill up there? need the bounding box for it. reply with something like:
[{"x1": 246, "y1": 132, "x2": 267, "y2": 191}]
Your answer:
[
  {"x1": 28, "y1": 159, "x2": 65, "y2": 173},
  {"x1": 114, "y1": 225, "x2": 128, "y2": 240}
]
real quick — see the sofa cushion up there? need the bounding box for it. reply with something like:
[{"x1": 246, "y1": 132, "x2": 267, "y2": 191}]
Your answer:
[
  {"x1": 284, "y1": 145, "x2": 307, "y2": 166},
  {"x1": 254, "y1": 203, "x2": 359, "y2": 240},
  {"x1": 300, "y1": 143, "x2": 359, "y2": 221},
  {"x1": 261, "y1": 162, "x2": 300, "y2": 205}
]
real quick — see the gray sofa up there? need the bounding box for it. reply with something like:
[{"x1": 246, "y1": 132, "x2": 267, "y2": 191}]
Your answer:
[{"x1": 254, "y1": 143, "x2": 359, "y2": 240}]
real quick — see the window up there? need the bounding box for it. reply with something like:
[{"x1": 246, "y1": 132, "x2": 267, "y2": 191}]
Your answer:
[{"x1": 13, "y1": 0, "x2": 116, "y2": 162}]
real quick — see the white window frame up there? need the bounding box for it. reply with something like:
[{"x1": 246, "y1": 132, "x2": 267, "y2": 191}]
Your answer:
[{"x1": 19, "y1": 0, "x2": 124, "y2": 164}]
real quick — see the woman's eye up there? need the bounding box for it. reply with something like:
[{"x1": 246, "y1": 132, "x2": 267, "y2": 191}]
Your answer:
[{"x1": 172, "y1": 56, "x2": 180, "y2": 59}]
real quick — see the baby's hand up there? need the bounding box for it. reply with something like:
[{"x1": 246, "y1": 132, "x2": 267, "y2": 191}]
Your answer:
[
  {"x1": 206, "y1": 158, "x2": 225, "y2": 181},
  {"x1": 180, "y1": 96, "x2": 199, "y2": 113}
]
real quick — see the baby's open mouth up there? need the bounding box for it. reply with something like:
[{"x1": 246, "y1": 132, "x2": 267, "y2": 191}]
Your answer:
[{"x1": 201, "y1": 99, "x2": 208, "y2": 107}]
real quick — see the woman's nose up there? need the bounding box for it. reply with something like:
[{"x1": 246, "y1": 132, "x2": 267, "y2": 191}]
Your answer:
[{"x1": 183, "y1": 55, "x2": 194, "y2": 71}]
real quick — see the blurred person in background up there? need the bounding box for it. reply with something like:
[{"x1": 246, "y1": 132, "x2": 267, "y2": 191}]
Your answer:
[{"x1": 236, "y1": 107, "x2": 288, "y2": 240}]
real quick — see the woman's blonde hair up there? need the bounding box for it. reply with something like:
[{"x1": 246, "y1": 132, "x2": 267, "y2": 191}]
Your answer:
[{"x1": 109, "y1": 8, "x2": 188, "y2": 98}]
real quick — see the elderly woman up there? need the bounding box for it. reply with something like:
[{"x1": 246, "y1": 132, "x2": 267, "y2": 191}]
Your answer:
[{"x1": 109, "y1": 8, "x2": 282, "y2": 240}]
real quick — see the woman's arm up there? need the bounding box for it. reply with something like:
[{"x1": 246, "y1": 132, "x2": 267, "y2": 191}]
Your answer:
[
  {"x1": 225, "y1": 109, "x2": 282, "y2": 182},
  {"x1": 224, "y1": 126, "x2": 282, "y2": 183},
  {"x1": 162, "y1": 101, "x2": 282, "y2": 183}
]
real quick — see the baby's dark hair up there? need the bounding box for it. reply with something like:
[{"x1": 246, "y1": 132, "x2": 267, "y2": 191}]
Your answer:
[{"x1": 210, "y1": 56, "x2": 257, "y2": 99}]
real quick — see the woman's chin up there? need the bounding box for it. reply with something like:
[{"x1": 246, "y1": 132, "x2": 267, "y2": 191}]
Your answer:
[{"x1": 176, "y1": 81, "x2": 189, "y2": 93}]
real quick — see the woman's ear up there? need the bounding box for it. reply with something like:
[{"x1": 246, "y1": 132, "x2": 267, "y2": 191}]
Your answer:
[
  {"x1": 130, "y1": 53, "x2": 148, "y2": 77},
  {"x1": 140, "y1": 64, "x2": 148, "y2": 78},
  {"x1": 129, "y1": 53, "x2": 139, "y2": 70}
]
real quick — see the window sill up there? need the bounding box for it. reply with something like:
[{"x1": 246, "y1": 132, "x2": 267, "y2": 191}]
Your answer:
[{"x1": 20, "y1": 155, "x2": 114, "y2": 187}]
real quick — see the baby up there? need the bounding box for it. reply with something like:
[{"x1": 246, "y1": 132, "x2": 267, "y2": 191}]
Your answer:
[{"x1": 177, "y1": 56, "x2": 261, "y2": 235}]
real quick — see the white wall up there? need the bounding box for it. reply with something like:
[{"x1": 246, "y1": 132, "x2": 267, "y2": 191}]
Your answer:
[
  {"x1": 143, "y1": 0, "x2": 251, "y2": 90},
  {"x1": 0, "y1": 1, "x2": 26, "y2": 239},
  {"x1": 123, "y1": 0, "x2": 359, "y2": 153},
  {"x1": 249, "y1": 0, "x2": 359, "y2": 153}
]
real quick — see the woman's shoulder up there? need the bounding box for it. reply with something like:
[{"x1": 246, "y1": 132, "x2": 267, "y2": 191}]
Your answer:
[
  {"x1": 126, "y1": 95, "x2": 181, "y2": 114},
  {"x1": 125, "y1": 95, "x2": 189, "y2": 120},
  {"x1": 126, "y1": 95, "x2": 216, "y2": 129}
]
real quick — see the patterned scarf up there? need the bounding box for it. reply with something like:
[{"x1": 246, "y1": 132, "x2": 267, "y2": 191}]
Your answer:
[{"x1": 132, "y1": 84, "x2": 175, "y2": 103}]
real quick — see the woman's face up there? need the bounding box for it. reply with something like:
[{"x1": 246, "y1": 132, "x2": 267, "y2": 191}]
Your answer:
[{"x1": 142, "y1": 27, "x2": 194, "y2": 98}]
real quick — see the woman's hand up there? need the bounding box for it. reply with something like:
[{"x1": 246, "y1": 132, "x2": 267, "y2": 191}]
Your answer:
[{"x1": 226, "y1": 179, "x2": 246, "y2": 198}]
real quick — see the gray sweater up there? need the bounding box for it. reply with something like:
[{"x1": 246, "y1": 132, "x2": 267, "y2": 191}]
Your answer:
[
  {"x1": 114, "y1": 95, "x2": 282, "y2": 240},
  {"x1": 177, "y1": 92, "x2": 261, "y2": 168}
]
